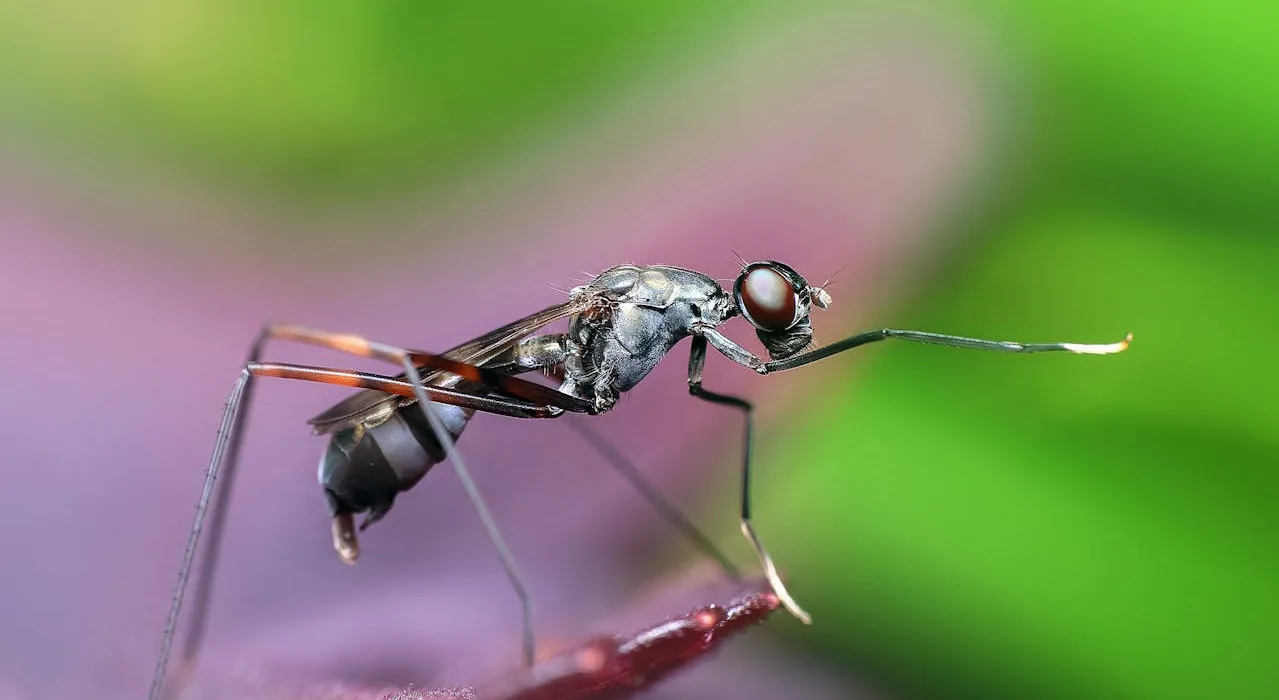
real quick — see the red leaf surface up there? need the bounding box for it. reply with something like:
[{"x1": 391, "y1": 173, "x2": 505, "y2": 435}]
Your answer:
[
  {"x1": 480, "y1": 586, "x2": 779, "y2": 700},
  {"x1": 174, "y1": 584, "x2": 778, "y2": 700}
]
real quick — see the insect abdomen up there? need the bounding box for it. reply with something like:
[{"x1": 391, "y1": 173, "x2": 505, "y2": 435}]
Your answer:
[{"x1": 318, "y1": 402, "x2": 471, "y2": 529}]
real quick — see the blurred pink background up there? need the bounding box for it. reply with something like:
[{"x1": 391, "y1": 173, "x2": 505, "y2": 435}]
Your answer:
[{"x1": 0, "y1": 12, "x2": 991, "y2": 699}]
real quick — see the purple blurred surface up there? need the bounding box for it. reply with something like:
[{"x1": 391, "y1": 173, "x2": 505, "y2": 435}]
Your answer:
[{"x1": 0, "y1": 23, "x2": 989, "y2": 700}]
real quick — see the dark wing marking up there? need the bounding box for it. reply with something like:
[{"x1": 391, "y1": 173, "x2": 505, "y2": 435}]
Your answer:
[
  {"x1": 306, "y1": 296, "x2": 589, "y2": 434},
  {"x1": 437, "y1": 295, "x2": 587, "y2": 366}
]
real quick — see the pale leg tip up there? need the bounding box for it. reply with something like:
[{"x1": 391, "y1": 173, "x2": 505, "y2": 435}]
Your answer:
[
  {"x1": 740, "y1": 520, "x2": 812, "y2": 624},
  {"x1": 1062, "y1": 332, "x2": 1132, "y2": 355},
  {"x1": 766, "y1": 569, "x2": 812, "y2": 624}
]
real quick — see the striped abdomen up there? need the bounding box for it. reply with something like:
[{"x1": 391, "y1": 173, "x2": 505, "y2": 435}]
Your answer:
[{"x1": 318, "y1": 401, "x2": 471, "y2": 530}]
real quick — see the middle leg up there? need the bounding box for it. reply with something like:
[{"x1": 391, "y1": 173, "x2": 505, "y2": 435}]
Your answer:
[{"x1": 686, "y1": 336, "x2": 812, "y2": 624}]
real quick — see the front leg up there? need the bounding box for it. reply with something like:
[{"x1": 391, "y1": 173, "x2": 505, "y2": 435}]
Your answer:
[
  {"x1": 691, "y1": 324, "x2": 768, "y2": 373},
  {"x1": 694, "y1": 323, "x2": 1130, "y2": 374}
]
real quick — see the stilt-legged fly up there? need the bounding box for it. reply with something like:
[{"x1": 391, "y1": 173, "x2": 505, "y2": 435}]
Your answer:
[{"x1": 150, "y1": 260, "x2": 1131, "y2": 699}]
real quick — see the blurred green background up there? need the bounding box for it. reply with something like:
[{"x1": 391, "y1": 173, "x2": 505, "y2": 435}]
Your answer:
[
  {"x1": 2, "y1": 2, "x2": 1274, "y2": 699},
  {"x1": 756, "y1": 3, "x2": 1279, "y2": 699}
]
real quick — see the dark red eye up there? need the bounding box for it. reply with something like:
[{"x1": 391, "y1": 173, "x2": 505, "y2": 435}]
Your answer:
[{"x1": 738, "y1": 265, "x2": 798, "y2": 331}]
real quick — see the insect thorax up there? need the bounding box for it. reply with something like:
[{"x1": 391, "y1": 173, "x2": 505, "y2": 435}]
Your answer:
[{"x1": 566, "y1": 265, "x2": 732, "y2": 398}]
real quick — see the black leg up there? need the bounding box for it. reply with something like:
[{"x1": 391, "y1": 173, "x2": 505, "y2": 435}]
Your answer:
[
  {"x1": 764, "y1": 329, "x2": 1132, "y2": 373},
  {"x1": 694, "y1": 323, "x2": 1129, "y2": 376},
  {"x1": 685, "y1": 336, "x2": 811, "y2": 624},
  {"x1": 151, "y1": 326, "x2": 267, "y2": 700},
  {"x1": 397, "y1": 357, "x2": 536, "y2": 667},
  {"x1": 564, "y1": 418, "x2": 741, "y2": 581}
]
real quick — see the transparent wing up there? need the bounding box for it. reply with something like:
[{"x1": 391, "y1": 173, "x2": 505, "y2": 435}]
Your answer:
[{"x1": 306, "y1": 296, "x2": 590, "y2": 433}]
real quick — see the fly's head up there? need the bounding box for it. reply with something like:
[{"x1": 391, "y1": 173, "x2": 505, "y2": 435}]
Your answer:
[{"x1": 732, "y1": 260, "x2": 832, "y2": 359}]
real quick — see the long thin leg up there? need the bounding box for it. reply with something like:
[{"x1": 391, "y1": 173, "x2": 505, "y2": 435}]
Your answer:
[
  {"x1": 764, "y1": 329, "x2": 1132, "y2": 373},
  {"x1": 685, "y1": 336, "x2": 811, "y2": 624},
  {"x1": 255, "y1": 328, "x2": 542, "y2": 666},
  {"x1": 238, "y1": 324, "x2": 615, "y2": 665},
  {"x1": 153, "y1": 330, "x2": 574, "y2": 700},
  {"x1": 692, "y1": 324, "x2": 1129, "y2": 374},
  {"x1": 564, "y1": 418, "x2": 741, "y2": 581},
  {"x1": 179, "y1": 363, "x2": 553, "y2": 680},
  {"x1": 397, "y1": 357, "x2": 537, "y2": 667},
  {"x1": 152, "y1": 327, "x2": 262, "y2": 700},
  {"x1": 176, "y1": 363, "x2": 554, "y2": 683}
]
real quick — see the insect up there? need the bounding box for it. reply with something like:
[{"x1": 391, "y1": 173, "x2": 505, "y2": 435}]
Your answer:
[{"x1": 149, "y1": 260, "x2": 1130, "y2": 699}]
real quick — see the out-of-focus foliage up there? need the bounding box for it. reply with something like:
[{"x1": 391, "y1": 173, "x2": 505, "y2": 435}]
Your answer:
[
  {"x1": 0, "y1": 2, "x2": 765, "y2": 199},
  {"x1": 763, "y1": 216, "x2": 1277, "y2": 699},
  {"x1": 987, "y1": 0, "x2": 1279, "y2": 226},
  {"x1": 754, "y1": 2, "x2": 1279, "y2": 699}
]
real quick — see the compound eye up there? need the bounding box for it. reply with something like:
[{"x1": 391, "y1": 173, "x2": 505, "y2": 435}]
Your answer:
[{"x1": 739, "y1": 265, "x2": 799, "y2": 332}]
